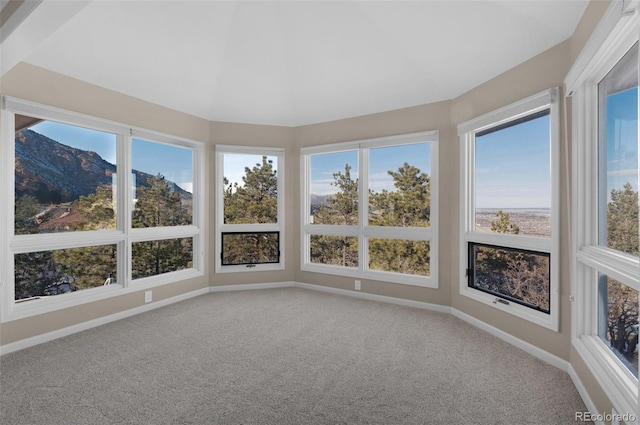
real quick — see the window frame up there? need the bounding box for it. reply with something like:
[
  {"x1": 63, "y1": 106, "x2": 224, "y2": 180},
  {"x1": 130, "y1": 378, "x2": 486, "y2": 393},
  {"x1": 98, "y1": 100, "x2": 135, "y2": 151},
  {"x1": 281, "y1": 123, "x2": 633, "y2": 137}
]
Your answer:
[
  {"x1": 300, "y1": 131, "x2": 439, "y2": 287},
  {"x1": 0, "y1": 96, "x2": 205, "y2": 322},
  {"x1": 215, "y1": 145, "x2": 284, "y2": 273},
  {"x1": 567, "y1": 0, "x2": 640, "y2": 417},
  {"x1": 458, "y1": 88, "x2": 560, "y2": 332}
]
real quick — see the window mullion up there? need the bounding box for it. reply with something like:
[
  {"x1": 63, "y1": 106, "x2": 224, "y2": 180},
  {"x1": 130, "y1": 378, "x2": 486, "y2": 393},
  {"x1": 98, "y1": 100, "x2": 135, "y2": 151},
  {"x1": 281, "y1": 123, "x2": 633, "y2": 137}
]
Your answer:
[
  {"x1": 118, "y1": 133, "x2": 131, "y2": 288},
  {"x1": 360, "y1": 147, "x2": 368, "y2": 273}
]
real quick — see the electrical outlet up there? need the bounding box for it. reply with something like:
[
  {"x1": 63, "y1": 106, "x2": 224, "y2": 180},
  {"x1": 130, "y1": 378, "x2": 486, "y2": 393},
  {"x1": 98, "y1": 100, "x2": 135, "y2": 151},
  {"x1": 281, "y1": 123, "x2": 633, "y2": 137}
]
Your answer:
[
  {"x1": 144, "y1": 290, "x2": 152, "y2": 303},
  {"x1": 354, "y1": 280, "x2": 361, "y2": 291}
]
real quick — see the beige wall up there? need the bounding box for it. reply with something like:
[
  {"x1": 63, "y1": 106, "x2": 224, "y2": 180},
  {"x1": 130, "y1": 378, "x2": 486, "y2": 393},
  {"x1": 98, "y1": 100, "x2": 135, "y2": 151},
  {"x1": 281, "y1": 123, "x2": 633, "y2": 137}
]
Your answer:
[
  {"x1": 0, "y1": 63, "x2": 211, "y2": 346},
  {"x1": 0, "y1": 0, "x2": 617, "y2": 417},
  {"x1": 448, "y1": 40, "x2": 573, "y2": 360},
  {"x1": 293, "y1": 100, "x2": 453, "y2": 308},
  {"x1": 208, "y1": 121, "x2": 296, "y2": 286}
]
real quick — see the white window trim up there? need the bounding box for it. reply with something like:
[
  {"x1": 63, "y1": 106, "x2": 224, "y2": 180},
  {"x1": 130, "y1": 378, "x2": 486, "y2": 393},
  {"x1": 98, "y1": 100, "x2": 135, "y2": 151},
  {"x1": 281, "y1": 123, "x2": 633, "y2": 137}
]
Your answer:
[
  {"x1": 458, "y1": 88, "x2": 560, "y2": 332},
  {"x1": 300, "y1": 131, "x2": 439, "y2": 288},
  {"x1": 215, "y1": 145, "x2": 284, "y2": 273},
  {"x1": 568, "y1": 0, "x2": 640, "y2": 418},
  {"x1": 1, "y1": 96, "x2": 205, "y2": 322}
]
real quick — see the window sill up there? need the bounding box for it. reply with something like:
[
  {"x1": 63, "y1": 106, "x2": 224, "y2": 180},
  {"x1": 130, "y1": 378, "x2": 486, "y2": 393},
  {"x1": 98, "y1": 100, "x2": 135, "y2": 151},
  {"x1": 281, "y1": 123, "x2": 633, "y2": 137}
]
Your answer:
[
  {"x1": 301, "y1": 263, "x2": 438, "y2": 288},
  {"x1": 573, "y1": 335, "x2": 638, "y2": 422},
  {"x1": 1, "y1": 268, "x2": 203, "y2": 323},
  {"x1": 459, "y1": 284, "x2": 559, "y2": 332},
  {"x1": 215, "y1": 263, "x2": 284, "y2": 273}
]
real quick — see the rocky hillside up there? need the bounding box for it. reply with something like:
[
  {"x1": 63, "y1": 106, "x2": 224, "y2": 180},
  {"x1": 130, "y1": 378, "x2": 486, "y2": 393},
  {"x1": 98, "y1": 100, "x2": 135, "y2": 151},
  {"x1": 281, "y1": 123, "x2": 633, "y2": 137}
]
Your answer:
[{"x1": 15, "y1": 129, "x2": 191, "y2": 203}]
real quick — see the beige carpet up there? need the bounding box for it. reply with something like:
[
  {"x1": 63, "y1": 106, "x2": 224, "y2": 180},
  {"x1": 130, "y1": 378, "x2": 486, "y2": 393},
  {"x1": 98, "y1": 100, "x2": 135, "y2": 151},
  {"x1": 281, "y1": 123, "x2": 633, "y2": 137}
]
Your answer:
[{"x1": 0, "y1": 287, "x2": 587, "y2": 424}]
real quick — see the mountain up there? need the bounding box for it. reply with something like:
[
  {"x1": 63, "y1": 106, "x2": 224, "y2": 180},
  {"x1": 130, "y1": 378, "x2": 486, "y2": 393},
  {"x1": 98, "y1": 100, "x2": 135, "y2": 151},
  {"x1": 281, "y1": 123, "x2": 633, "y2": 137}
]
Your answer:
[
  {"x1": 15, "y1": 129, "x2": 191, "y2": 203},
  {"x1": 310, "y1": 194, "x2": 331, "y2": 206}
]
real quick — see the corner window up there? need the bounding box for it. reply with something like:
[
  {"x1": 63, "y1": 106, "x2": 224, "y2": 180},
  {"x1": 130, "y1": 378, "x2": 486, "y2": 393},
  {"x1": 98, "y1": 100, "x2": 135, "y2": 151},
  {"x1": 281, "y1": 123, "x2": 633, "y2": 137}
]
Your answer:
[
  {"x1": 1, "y1": 97, "x2": 204, "y2": 321},
  {"x1": 567, "y1": 3, "x2": 639, "y2": 416},
  {"x1": 215, "y1": 146, "x2": 283, "y2": 272},
  {"x1": 458, "y1": 88, "x2": 559, "y2": 331},
  {"x1": 301, "y1": 132, "x2": 438, "y2": 287}
]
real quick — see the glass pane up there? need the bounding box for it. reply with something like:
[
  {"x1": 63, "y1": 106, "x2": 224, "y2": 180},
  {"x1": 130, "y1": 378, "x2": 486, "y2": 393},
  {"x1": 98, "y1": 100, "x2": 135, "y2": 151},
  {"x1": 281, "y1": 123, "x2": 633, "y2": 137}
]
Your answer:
[
  {"x1": 469, "y1": 243, "x2": 550, "y2": 313},
  {"x1": 221, "y1": 232, "x2": 279, "y2": 265},
  {"x1": 15, "y1": 245, "x2": 117, "y2": 301},
  {"x1": 598, "y1": 44, "x2": 639, "y2": 256},
  {"x1": 598, "y1": 275, "x2": 639, "y2": 378},
  {"x1": 223, "y1": 154, "x2": 278, "y2": 224},
  {"x1": 474, "y1": 112, "x2": 551, "y2": 237},
  {"x1": 131, "y1": 139, "x2": 193, "y2": 228},
  {"x1": 369, "y1": 143, "x2": 431, "y2": 227},
  {"x1": 132, "y1": 238, "x2": 193, "y2": 279},
  {"x1": 310, "y1": 235, "x2": 358, "y2": 267},
  {"x1": 309, "y1": 151, "x2": 358, "y2": 225},
  {"x1": 368, "y1": 238, "x2": 430, "y2": 276},
  {"x1": 14, "y1": 116, "x2": 117, "y2": 234}
]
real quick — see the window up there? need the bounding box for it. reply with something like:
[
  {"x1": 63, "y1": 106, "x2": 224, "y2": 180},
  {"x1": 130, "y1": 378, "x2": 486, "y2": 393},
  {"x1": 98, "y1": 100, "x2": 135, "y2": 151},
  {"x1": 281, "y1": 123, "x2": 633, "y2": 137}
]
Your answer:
[
  {"x1": 458, "y1": 88, "x2": 559, "y2": 331},
  {"x1": 301, "y1": 132, "x2": 438, "y2": 287},
  {"x1": 1, "y1": 97, "x2": 204, "y2": 321},
  {"x1": 567, "y1": 1, "x2": 639, "y2": 417},
  {"x1": 215, "y1": 146, "x2": 283, "y2": 271}
]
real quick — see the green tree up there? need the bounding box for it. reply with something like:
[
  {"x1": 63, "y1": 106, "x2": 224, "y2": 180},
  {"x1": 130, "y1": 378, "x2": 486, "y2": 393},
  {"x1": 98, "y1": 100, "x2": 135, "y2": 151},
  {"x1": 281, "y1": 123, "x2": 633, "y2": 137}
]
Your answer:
[
  {"x1": 607, "y1": 182, "x2": 639, "y2": 256},
  {"x1": 368, "y1": 239, "x2": 430, "y2": 276},
  {"x1": 310, "y1": 164, "x2": 359, "y2": 267},
  {"x1": 14, "y1": 194, "x2": 40, "y2": 235},
  {"x1": 224, "y1": 156, "x2": 277, "y2": 224},
  {"x1": 491, "y1": 210, "x2": 520, "y2": 234},
  {"x1": 72, "y1": 186, "x2": 116, "y2": 230},
  {"x1": 313, "y1": 164, "x2": 358, "y2": 226},
  {"x1": 49, "y1": 187, "x2": 117, "y2": 290},
  {"x1": 131, "y1": 175, "x2": 192, "y2": 277},
  {"x1": 52, "y1": 245, "x2": 117, "y2": 290},
  {"x1": 475, "y1": 211, "x2": 550, "y2": 311},
  {"x1": 310, "y1": 235, "x2": 358, "y2": 267},
  {"x1": 605, "y1": 182, "x2": 639, "y2": 371},
  {"x1": 13, "y1": 195, "x2": 55, "y2": 298},
  {"x1": 132, "y1": 238, "x2": 192, "y2": 279},
  {"x1": 367, "y1": 163, "x2": 431, "y2": 275},
  {"x1": 369, "y1": 163, "x2": 430, "y2": 227},
  {"x1": 132, "y1": 174, "x2": 191, "y2": 228}
]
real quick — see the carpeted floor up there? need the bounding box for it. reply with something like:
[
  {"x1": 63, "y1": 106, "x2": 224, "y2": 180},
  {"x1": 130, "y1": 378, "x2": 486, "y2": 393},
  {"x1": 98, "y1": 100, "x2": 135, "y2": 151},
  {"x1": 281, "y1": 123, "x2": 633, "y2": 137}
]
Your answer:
[{"x1": 1, "y1": 287, "x2": 587, "y2": 424}]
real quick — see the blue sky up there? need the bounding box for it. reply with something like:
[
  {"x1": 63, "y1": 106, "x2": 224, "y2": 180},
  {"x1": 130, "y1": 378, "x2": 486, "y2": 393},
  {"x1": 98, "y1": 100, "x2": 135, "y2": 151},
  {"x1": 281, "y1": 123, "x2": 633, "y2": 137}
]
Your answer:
[
  {"x1": 26, "y1": 94, "x2": 640, "y2": 205},
  {"x1": 28, "y1": 121, "x2": 193, "y2": 193},
  {"x1": 132, "y1": 138, "x2": 193, "y2": 193},
  {"x1": 310, "y1": 150, "x2": 358, "y2": 196},
  {"x1": 605, "y1": 88, "x2": 638, "y2": 198},
  {"x1": 31, "y1": 121, "x2": 117, "y2": 163},
  {"x1": 310, "y1": 143, "x2": 431, "y2": 196},
  {"x1": 475, "y1": 115, "x2": 551, "y2": 209},
  {"x1": 224, "y1": 153, "x2": 278, "y2": 189}
]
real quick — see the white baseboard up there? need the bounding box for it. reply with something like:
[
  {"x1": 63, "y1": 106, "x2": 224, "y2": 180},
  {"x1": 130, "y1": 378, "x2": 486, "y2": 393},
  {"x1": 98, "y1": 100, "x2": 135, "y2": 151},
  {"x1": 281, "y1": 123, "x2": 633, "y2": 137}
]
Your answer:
[
  {"x1": 209, "y1": 281, "x2": 294, "y2": 292},
  {"x1": 450, "y1": 308, "x2": 569, "y2": 372},
  {"x1": 293, "y1": 281, "x2": 451, "y2": 313},
  {"x1": 0, "y1": 287, "x2": 209, "y2": 356},
  {"x1": 567, "y1": 364, "x2": 605, "y2": 425}
]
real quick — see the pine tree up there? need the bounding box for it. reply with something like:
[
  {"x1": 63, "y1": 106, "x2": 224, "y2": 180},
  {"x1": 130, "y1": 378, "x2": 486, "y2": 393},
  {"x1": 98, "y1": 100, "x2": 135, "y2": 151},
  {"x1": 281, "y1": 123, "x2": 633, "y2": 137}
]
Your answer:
[
  {"x1": 490, "y1": 210, "x2": 520, "y2": 234},
  {"x1": 73, "y1": 186, "x2": 116, "y2": 230},
  {"x1": 224, "y1": 156, "x2": 277, "y2": 224},
  {"x1": 605, "y1": 182, "x2": 639, "y2": 367},
  {"x1": 313, "y1": 164, "x2": 358, "y2": 226},
  {"x1": 131, "y1": 174, "x2": 192, "y2": 278},
  {"x1": 369, "y1": 163, "x2": 430, "y2": 227},
  {"x1": 132, "y1": 174, "x2": 191, "y2": 228},
  {"x1": 310, "y1": 164, "x2": 359, "y2": 266},
  {"x1": 607, "y1": 182, "x2": 639, "y2": 256}
]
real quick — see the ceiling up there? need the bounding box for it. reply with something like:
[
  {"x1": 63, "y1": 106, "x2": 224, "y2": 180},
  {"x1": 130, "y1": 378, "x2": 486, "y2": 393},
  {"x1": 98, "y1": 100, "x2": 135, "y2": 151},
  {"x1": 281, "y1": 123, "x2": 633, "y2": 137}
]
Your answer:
[{"x1": 3, "y1": 0, "x2": 589, "y2": 127}]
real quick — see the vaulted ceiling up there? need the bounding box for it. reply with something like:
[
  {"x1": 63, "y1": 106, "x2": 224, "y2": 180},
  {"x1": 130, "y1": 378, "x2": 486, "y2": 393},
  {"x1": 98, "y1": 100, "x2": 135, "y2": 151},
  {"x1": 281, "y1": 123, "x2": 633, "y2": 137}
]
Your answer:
[{"x1": 1, "y1": 0, "x2": 588, "y2": 126}]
